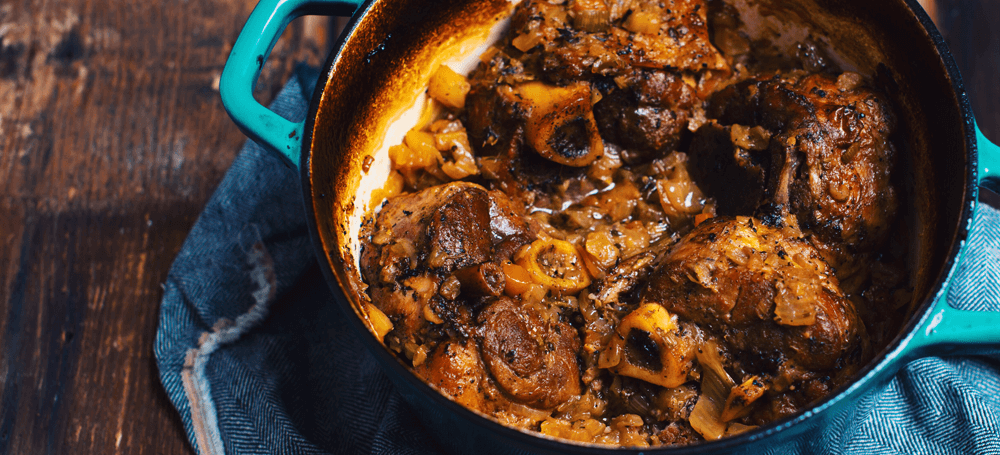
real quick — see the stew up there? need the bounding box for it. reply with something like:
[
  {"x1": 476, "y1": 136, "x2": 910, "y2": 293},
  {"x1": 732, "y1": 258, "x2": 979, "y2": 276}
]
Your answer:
[{"x1": 357, "y1": 0, "x2": 910, "y2": 446}]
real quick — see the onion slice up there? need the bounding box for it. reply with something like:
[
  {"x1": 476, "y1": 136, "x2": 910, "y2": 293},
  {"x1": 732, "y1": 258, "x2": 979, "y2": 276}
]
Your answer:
[{"x1": 689, "y1": 341, "x2": 735, "y2": 441}]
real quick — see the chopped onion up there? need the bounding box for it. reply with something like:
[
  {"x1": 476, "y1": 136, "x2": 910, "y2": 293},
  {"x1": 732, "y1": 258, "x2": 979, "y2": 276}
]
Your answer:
[
  {"x1": 512, "y1": 31, "x2": 544, "y2": 52},
  {"x1": 690, "y1": 341, "x2": 735, "y2": 441},
  {"x1": 842, "y1": 142, "x2": 863, "y2": 163},
  {"x1": 828, "y1": 178, "x2": 851, "y2": 202},
  {"x1": 570, "y1": 0, "x2": 610, "y2": 32},
  {"x1": 541, "y1": 417, "x2": 607, "y2": 442},
  {"x1": 724, "y1": 422, "x2": 758, "y2": 436},
  {"x1": 729, "y1": 124, "x2": 772, "y2": 151},
  {"x1": 585, "y1": 230, "x2": 619, "y2": 271},
  {"x1": 364, "y1": 303, "x2": 394, "y2": 342},
  {"x1": 426, "y1": 65, "x2": 470, "y2": 110},
  {"x1": 605, "y1": 0, "x2": 634, "y2": 21},
  {"x1": 773, "y1": 267, "x2": 818, "y2": 326},
  {"x1": 623, "y1": 11, "x2": 660, "y2": 35},
  {"x1": 508, "y1": 401, "x2": 554, "y2": 422},
  {"x1": 573, "y1": 9, "x2": 610, "y2": 33},
  {"x1": 614, "y1": 414, "x2": 644, "y2": 427},
  {"x1": 654, "y1": 385, "x2": 697, "y2": 421},
  {"x1": 598, "y1": 336, "x2": 622, "y2": 368},
  {"x1": 836, "y1": 72, "x2": 863, "y2": 91}
]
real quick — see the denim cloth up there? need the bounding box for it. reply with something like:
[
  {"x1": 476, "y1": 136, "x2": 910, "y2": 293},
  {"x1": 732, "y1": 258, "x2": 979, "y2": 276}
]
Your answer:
[{"x1": 155, "y1": 65, "x2": 1000, "y2": 455}]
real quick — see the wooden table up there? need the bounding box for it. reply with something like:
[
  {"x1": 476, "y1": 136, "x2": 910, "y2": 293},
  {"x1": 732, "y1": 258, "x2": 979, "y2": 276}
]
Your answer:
[{"x1": 0, "y1": 1, "x2": 995, "y2": 454}]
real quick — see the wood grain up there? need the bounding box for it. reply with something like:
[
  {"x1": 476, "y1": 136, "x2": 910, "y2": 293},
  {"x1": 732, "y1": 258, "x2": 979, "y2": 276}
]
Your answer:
[
  {"x1": 0, "y1": 0, "x2": 995, "y2": 454},
  {"x1": 0, "y1": 0, "x2": 334, "y2": 453}
]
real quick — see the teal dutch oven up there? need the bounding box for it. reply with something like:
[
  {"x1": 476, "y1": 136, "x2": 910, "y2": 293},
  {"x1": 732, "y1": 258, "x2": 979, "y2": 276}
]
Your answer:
[{"x1": 219, "y1": 0, "x2": 1000, "y2": 452}]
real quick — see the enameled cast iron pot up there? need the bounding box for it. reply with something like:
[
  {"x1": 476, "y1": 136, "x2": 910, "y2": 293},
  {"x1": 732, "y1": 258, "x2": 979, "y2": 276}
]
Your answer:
[{"x1": 220, "y1": 0, "x2": 1000, "y2": 452}]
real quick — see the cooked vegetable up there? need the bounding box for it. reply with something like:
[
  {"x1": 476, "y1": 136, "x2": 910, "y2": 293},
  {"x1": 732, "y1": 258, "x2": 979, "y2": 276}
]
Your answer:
[
  {"x1": 368, "y1": 170, "x2": 404, "y2": 211},
  {"x1": 502, "y1": 262, "x2": 533, "y2": 296},
  {"x1": 435, "y1": 129, "x2": 479, "y2": 179},
  {"x1": 623, "y1": 10, "x2": 659, "y2": 35},
  {"x1": 364, "y1": 303, "x2": 394, "y2": 342},
  {"x1": 655, "y1": 154, "x2": 706, "y2": 225},
  {"x1": 570, "y1": 0, "x2": 610, "y2": 32},
  {"x1": 402, "y1": 130, "x2": 444, "y2": 168},
  {"x1": 584, "y1": 230, "x2": 619, "y2": 272},
  {"x1": 773, "y1": 267, "x2": 820, "y2": 327},
  {"x1": 689, "y1": 342, "x2": 735, "y2": 441},
  {"x1": 540, "y1": 418, "x2": 606, "y2": 442},
  {"x1": 427, "y1": 65, "x2": 471, "y2": 110}
]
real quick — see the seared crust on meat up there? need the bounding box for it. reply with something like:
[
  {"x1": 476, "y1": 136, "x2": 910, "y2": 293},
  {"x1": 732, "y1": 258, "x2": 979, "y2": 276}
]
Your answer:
[
  {"x1": 643, "y1": 217, "x2": 869, "y2": 421},
  {"x1": 361, "y1": 182, "x2": 536, "y2": 345},
  {"x1": 644, "y1": 217, "x2": 867, "y2": 374},
  {"x1": 691, "y1": 73, "x2": 898, "y2": 256}
]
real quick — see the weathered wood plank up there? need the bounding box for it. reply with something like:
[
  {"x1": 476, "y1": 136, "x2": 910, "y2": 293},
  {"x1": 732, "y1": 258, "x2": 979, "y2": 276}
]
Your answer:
[{"x1": 0, "y1": 0, "x2": 333, "y2": 453}]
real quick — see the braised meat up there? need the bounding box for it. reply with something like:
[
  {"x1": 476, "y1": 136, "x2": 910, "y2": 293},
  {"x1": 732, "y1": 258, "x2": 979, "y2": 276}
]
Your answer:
[
  {"x1": 464, "y1": 0, "x2": 730, "y2": 203},
  {"x1": 507, "y1": 0, "x2": 727, "y2": 83},
  {"x1": 689, "y1": 73, "x2": 898, "y2": 255},
  {"x1": 358, "y1": 0, "x2": 908, "y2": 447},
  {"x1": 478, "y1": 297, "x2": 582, "y2": 409},
  {"x1": 644, "y1": 217, "x2": 868, "y2": 376},
  {"x1": 415, "y1": 340, "x2": 488, "y2": 411},
  {"x1": 360, "y1": 182, "x2": 535, "y2": 345},
  {"x1": 643, "y1": 217, "x2": 869, "y2": 422},
  {"x1": 592, "y1": 68, "x2": 699, "y2": 163}
]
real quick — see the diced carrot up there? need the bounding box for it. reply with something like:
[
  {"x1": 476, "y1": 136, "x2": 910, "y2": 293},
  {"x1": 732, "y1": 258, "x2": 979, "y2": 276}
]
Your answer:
[{"x1": 502, "y1": 262, "x2": 533, "y2": 297}]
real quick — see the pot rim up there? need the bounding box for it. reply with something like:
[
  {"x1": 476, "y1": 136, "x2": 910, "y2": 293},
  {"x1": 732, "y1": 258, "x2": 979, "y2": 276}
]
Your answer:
[{"x1": 300, "y1": 0, "x2": 980, "y2": 452}]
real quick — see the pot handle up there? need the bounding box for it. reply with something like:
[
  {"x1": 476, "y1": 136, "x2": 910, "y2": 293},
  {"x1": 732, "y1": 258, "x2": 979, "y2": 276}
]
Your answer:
[
  {"x1": 220, "y1": 0, "x2": 363, "y2": 168},
  {"x1": 980, "y1": 123, "x2": 1000, "y2": 193},
  {"x1": 907, "y1": 122, "x2": 1000, "y2": 358}
]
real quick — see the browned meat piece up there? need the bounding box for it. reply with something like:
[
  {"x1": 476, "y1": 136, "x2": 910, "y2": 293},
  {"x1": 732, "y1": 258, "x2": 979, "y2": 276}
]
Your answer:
[
  {"x1": 463, "y1": 0, "x2": 729, "y2": 200},
  {"x1": 426, "y1": 186, "x2": 492, "y2": 269},
  {"x1": 691, "y1": 73, "x2": 898, "y2": 255},
  {"x1": 360, "y1": 182, "x2": 536, "y2": 344},
  {"x1": 607, "y1": 0, "x2": 727, "y2": 72},
  {"x1": 464, "y1": 53, "x2": 528, "y2": 160},
  {"x1": 593, "y1": 69, "x2": 698, "y2": 162},
  {"x1": 508, "y1": 0, "x2": 727, "y2": 83},
  {"x1": 464, "y1": 80, "x2": 594, "y2": 203},
  {"x1": 643, "y1": 217, "x2": 868, "y2": 389},
  {"x1": 477, "y1": 297, "x2": 582, "y2": 409},
  {"x1": 414, "y1": 340, "x2": 487, "y2": 412}
]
